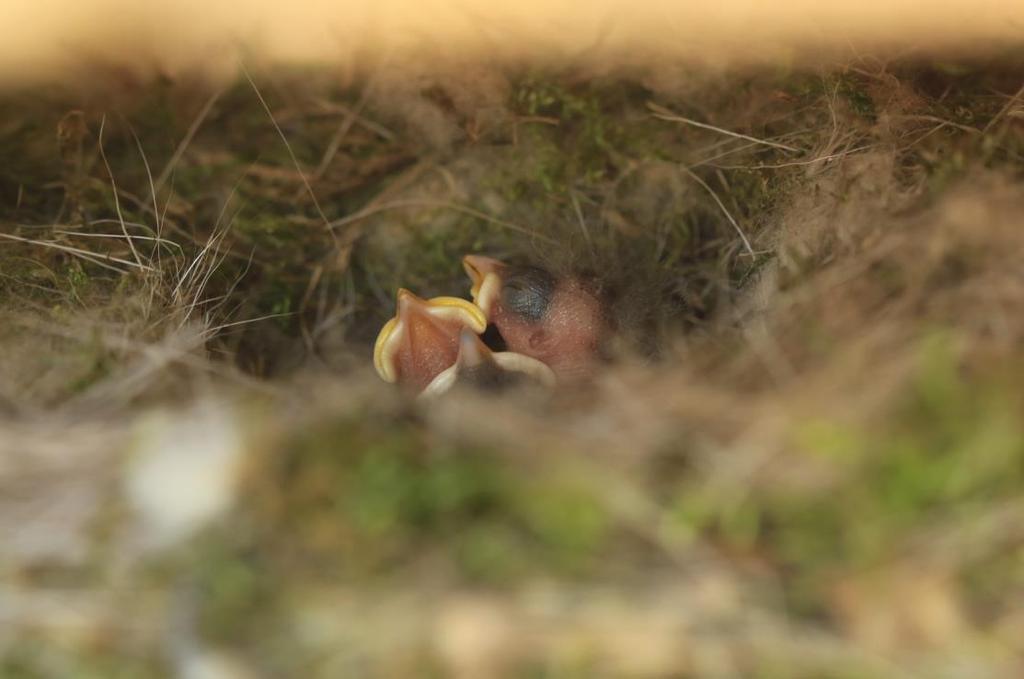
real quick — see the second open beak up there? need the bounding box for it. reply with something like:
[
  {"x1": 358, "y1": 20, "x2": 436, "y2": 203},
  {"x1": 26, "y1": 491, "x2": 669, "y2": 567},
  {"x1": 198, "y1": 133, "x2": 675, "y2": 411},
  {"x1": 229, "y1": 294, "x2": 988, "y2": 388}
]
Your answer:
[
  {"x1": 462, "y1": 254, "x2": 505, "y2": 316},
  {"x1": 419, "y1": 327, "x2": 557, "y2": 398}
]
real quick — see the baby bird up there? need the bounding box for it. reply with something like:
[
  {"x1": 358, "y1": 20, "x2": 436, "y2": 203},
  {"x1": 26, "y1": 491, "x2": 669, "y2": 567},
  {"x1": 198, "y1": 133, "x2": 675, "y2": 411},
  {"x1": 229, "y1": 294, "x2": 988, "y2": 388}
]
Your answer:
[
  {"x1": 420, "y1": 328, "x2": 556, "y2": 398},
  {"x1": 462, "y1": 254, "x2": 606, "y2": 382},
  {"x1": 373, "y1": 288, "x2": 487, "y2": 392}
]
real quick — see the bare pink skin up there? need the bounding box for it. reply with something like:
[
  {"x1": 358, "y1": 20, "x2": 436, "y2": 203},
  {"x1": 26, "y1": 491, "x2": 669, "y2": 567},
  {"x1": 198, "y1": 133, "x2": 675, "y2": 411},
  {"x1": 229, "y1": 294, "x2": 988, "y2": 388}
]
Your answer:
[
  {"x1": 394, "y1": 298, "x2": 463, "y2": 392},
  {"x1": 490, "y1": 277, "x2": 604, "y2": 382}
]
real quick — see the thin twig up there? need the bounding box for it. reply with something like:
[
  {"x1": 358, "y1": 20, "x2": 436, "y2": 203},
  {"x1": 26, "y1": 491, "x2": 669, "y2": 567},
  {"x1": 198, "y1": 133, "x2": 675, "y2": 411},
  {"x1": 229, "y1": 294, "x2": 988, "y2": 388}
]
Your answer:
[
  {"x1": 171, "y1": 182, "x2": 240, "y2": 301},
  {"x1": 649, "y1": 101, "x2": 805, "y2": 154},
  {"x1": 678, "y1": 166, "x2": 755, "y2": 257},
  {"x1": 126, "y1": 122, "x2": 159, "y2": 239},
  {"x1": 97, "y1": 116, "x2": 144, "y2": 269},
  {"x1": 240, "y1": 63, "x2": 334, "y2": 238},
  {"x1": 0, "y1": 232, "x2": 155, "y2": 272},
  {"x1": 125, "y1": 120, "x2": 162, "y2": 319},
  {"x1": 569, "y1": 190, "x2": 592, "y2": 249},
  {"x1": 313, "y1": 84, "x2": 374, "y2": 180},
  {"x1": 155, "y1": 88, "x2": 223, "y2": 194},
  {"x1": 327, "y1": 198, "x2": 557, "y2": 244},
  {"x1": 52, "y1": 231, "x2": 184, "y2": 253},
  {"x1": 893, "y1": 114, "x2": 982, "y2": 136},
  {"x1": 710, "y1": 145, "x2": 874, "y2": 170},
  {"x1": 318, "y1": 102, "x2": 395, "y2": 139},
  {"x1": 982, "y1": 83, "x2": 1024, "y2": 135},
  {"x1": 203, "y1": 311, "x2": 297, "y2": 336}
]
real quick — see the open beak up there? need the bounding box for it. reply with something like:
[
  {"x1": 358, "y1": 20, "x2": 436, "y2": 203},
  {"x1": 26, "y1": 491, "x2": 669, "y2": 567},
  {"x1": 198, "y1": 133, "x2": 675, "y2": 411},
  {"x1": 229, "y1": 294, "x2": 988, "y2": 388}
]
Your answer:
[
  {"x1": 455, "y1": 325, "x2": 492, "y2": 371},
  {"x1": 373, "y1": 289, "x2": 487, "y2": 390},
  {"x1": 420, "y1": 327, "x2": 557, "y2": 398},
  {"x1": 462, "y1": 254, "x2": 505, "y2": 316}
]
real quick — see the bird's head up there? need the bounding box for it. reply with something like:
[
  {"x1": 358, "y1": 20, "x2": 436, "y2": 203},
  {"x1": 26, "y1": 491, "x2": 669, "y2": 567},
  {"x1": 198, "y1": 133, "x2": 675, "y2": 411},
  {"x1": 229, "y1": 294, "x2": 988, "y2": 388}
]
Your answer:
[
  {"x1": 373, "y1": 288, "x2": 487, "y2": 391},
  {"x1": 462, "y1": 254, "x2": 605, "y2": 381}
]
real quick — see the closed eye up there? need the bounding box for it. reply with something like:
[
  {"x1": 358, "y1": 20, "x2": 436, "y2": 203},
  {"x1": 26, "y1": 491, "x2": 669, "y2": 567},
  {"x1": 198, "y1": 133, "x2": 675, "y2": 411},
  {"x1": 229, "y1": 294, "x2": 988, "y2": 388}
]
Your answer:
[{"x1": 502, "y1": 266, "x2": 555, "y2": 322}]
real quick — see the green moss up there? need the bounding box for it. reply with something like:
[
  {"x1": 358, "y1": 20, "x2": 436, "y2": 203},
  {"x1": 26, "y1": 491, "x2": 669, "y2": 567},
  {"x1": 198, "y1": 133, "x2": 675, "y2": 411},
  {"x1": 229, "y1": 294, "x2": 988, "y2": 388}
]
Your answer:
[
  {"x1": 66, "y1": 341, "x2": 113, "y2": 394},
  {"x1": 193, "y1": 538, "x2": 279, "y2": 644},
  {"x1": 0, "y1": 637, "x2": 161, "y2": 679},
  {"x1": 454, "y1": 521, "x2": 531, "y2": 581},
  {"x1": 659, "y1": 332, "x2": 1024, "y2": 619},
  {"x1": 770, "y1": 336, "x2": 1022, "y2": 608},
  {"x1": 190, "y1": 411, "x2": 617, "y2": 597},
  {"x1": 513, "y1": 472, "x2": 611, "y2": 571},
  {"x1": 960, "y1": 543, "x2": 1024, "y2": 620},
  {"x1": 836, "y1": 73, "x2": 877, "y2": 121},
  {"x1": 510, "y1": 78, "x2": 649, "y2": 194}
]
